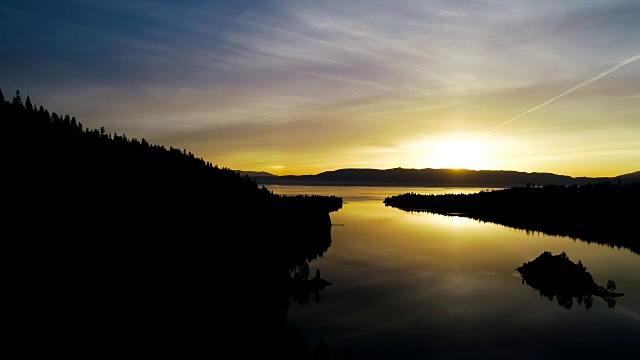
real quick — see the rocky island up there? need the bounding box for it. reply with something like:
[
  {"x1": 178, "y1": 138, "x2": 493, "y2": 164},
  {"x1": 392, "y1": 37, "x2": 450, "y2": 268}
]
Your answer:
[{"x1": 516, "y1": 251, "x2": 623, "y2": 309}]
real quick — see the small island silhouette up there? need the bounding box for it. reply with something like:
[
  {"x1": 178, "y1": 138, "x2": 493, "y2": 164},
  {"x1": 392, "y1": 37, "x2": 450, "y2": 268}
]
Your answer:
[{"x1": 516, "y1": 251, "x2": 623, "y2": 310}]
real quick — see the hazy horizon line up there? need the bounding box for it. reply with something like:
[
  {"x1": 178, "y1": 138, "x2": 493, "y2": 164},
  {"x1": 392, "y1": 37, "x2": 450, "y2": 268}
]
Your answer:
[{"x1": 236, "y1": 167, "x2": 639, "y2": 179}]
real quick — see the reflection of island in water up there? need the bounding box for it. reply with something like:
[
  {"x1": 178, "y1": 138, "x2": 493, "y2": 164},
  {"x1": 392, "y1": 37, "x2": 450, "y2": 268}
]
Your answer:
[
  {"x1": 383, "y1": 183, "x2": 640, "y2": 254},
  {"x1": 516, "y1": 251, "x2": 624, "y2": 310}
]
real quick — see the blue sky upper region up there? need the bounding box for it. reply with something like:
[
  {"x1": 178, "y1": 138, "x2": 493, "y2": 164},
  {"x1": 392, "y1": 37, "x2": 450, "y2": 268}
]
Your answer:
[{"x1": 2, "y1": 1, "x2": 639, "y2": 176}]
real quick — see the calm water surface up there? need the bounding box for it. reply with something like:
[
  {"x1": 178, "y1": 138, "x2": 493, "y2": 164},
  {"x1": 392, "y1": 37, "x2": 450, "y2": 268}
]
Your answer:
[{"x1": 266, "y1": 185, "x2": 640, "y2": 359}]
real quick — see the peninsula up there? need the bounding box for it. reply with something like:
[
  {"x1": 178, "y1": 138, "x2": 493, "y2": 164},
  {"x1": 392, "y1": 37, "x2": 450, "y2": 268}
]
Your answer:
[{"x1": 383, "y1": 183, "x2": 640, "y2": 254}]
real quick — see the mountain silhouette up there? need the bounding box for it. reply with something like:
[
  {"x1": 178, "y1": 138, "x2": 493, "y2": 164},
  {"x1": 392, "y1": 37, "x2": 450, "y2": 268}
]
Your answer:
[
  {"x1": 246, "y1": 167, "x2": 639, "y2": 187},
  {"x1": 614, "y1": 170, "x2": 640, "y2": 181}
]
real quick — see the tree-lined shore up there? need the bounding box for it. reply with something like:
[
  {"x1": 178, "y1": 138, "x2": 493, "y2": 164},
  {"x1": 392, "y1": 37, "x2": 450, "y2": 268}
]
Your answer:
[{"x1": 384, "y1": 183, "x2": 640, "y2": 254}]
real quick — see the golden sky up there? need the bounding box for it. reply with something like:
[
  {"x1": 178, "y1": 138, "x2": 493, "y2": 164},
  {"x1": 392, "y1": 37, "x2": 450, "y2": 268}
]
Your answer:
[{"x1": 2, "y1": 1, "x2": 639, "y2": 177}]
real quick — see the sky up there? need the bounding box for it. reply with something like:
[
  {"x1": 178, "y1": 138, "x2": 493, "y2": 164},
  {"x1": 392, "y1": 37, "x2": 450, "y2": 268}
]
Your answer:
[{"x1": 1, "y1": 0, "x2": 639, "y2": 177}]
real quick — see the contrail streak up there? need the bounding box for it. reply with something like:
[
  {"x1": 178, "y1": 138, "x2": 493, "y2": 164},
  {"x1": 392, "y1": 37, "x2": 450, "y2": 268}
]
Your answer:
[{"x1": 488, "y1": 54, "x2": 640, "y2": 133}]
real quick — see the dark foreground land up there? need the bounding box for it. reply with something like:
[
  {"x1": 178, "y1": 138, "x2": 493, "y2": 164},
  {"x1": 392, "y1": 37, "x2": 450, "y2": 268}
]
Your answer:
[
  {"x1": 3, "y1": 89, "x2": 342, "y2": 358},
  {"x1": 384, "y1": 183, "x2": 640, "y2": 254}
]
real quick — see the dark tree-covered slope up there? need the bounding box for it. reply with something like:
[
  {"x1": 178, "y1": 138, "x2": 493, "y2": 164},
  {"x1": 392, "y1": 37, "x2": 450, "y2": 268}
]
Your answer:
[
  {"x1": 384, "y1": 183, "x2": 640, "y2": 254},
  {"x1": 2, "y1": 89, "x2": 342, "y2": 358}
]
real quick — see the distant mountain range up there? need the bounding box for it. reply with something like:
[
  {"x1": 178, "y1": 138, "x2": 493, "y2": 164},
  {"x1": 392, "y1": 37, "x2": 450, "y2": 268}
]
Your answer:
[{"x1": 238, "y1": 168, "x2": 640, "y2": 188}]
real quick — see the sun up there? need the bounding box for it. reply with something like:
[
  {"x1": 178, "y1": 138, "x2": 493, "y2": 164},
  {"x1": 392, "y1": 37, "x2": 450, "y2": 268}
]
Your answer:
[{"x1": 429, "y1": 139, "x2": 490, "y2": 170}]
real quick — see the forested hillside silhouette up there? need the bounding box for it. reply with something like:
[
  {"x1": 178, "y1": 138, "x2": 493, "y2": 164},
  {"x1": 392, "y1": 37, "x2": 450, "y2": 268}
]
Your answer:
[
  {"x1": 384, "y1": 183, "x2": 639, "y2": 254},
  {"x1": 2, "y1": 88, "x2": 342, "y2": 358}
]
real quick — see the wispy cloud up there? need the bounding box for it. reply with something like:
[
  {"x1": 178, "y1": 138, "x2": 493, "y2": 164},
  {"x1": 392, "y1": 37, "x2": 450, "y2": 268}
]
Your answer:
[
  {"x1": 488, "y1": 54, "x2": 640, "y2": 133},
  {"x1": 1, "y1": 0, "x2": 638, "y2": 176}
]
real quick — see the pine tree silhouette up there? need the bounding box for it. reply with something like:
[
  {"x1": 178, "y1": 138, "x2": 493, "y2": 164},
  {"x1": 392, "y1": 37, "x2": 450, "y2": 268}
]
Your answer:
[
  {"x1": 25, "y1": 95, "x2": 33, "y2": 111},
  {"x1": 12, "y1": 89, "x2": 22, "y2": 106}
]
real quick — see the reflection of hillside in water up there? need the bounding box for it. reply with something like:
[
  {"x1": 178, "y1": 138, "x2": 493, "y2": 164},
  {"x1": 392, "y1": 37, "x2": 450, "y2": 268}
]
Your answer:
[
  {"x1": 277, "y1": 210, "x2": 336, "y2": 359},
  {"x1": 516, "y1": 251, "x2": 624, "y2": 310},
  {"x1": 280, "y1": 208, "x2": 334, "y2": 305}
]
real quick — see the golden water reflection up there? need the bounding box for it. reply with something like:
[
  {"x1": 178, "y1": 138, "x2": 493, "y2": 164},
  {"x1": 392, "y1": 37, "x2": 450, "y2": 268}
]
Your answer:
[{"x1": 265, "y1": 185, "x2": 640, "y2": 359}]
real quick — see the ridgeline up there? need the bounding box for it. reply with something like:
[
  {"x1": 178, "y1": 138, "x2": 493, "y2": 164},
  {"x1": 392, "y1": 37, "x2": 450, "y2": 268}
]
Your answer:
[
  {"x1": 2, "y1": 88, "x2": 342, "y2": 358},
  {"x1": 250, "y1": 168, "x2": 640, "y2": 187}
]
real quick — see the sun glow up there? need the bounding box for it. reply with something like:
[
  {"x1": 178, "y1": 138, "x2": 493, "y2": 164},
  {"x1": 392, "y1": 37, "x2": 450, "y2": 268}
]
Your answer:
[{"x1": 428, "y1": 138, "x2": 491, "y2": 170}]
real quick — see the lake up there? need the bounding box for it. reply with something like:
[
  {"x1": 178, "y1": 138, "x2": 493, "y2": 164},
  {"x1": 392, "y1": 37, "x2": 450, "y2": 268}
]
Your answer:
[{"x1": 265, "y1": 185, "x2": 640, "y2": 359}]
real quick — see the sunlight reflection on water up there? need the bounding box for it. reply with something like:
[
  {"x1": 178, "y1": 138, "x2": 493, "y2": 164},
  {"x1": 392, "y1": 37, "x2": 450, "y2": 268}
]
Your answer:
[{"x1": 266, "y1": 185, "x2": 640, "y2": 359}]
